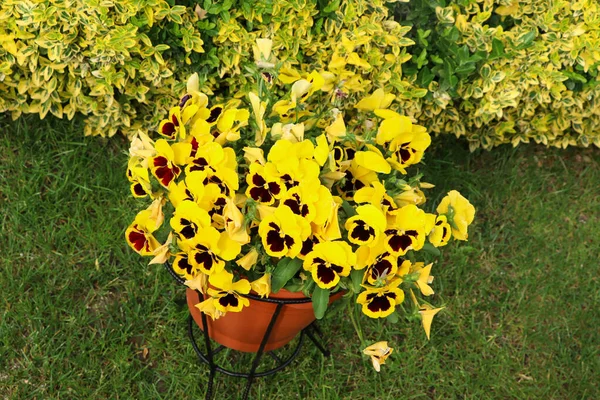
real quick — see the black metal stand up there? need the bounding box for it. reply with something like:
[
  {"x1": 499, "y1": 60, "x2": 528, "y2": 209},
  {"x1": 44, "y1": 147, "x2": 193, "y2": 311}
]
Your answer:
[{"x1": 163, "y1": 263, "x2": 331, "y2": 400}]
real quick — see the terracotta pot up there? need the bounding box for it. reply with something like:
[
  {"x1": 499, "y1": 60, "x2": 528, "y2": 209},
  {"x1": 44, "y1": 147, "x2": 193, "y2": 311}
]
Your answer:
[{"x1": 186, "y1": 288, "x2": 343, "y2": 353}]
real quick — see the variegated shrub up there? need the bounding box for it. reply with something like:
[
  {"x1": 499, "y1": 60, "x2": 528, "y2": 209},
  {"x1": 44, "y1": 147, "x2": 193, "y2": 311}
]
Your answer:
[
  {"x1": 397, "y1": 0, "x2": 600, "y2": 150},
  {"x1": 0, "y1": 0, "x2": 420, "y2": 138},
  {"x1": 0, "y1": 0, "x2": 206, "y2": 137}
]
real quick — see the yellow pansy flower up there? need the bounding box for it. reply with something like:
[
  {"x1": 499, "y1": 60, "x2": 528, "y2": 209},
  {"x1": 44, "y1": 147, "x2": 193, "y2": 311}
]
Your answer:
[
  {"x1": 303, "y1": 241, "x2": 356, "y2": 289},
  {"x1": 253, "y1": 38, "x2": 273, "y2": 63},
  {"x1": 278, "y1": 65, "x2": 302, "y2": 84},
  {"x1": 129, "y1": 131, "x2": 155, "y2": 159},
  {"x1": 207, "y1": 270, "x2": 251, "y2": 313},
  {"x1": 258, "y1": 205, "x2": 311, "y2": 258},
  {"x1": 127, "y1": 162, "x2": 152, "y2": 198},
  {"x1": 384, "y1": 204, "x2": 429, "y2": 256},
  {"x1": 306, "y1": 70, "x2": 325, "y2": 93},
  {"x1": 353, "y1": 181, "x2": 400, "y2": 223},
  {"x1": 374, "y1": 109, "x2": 413, "y2": 145},
  {"x1": 271, "y1": 99, "x2": 296, "y2": 119},
  {"x1": 280, "y1": 182, "x2": 331, "y2": 225},
  {"x1": 428, "y1": 215, "x2": 452, "y2": 247},
  {"x1": 387, "y1": 125, "x2": 431, "y2": 174},
  {"x1": 172, "y1": 252, "x2": 197, "y2": 280},
  {"x1": 312, "y1": 195, "x2": 343, "y2": 241},
  {"x1": 354, "y1": 146, "x2": 391, "y2": 174},
  {"x1": 223, "y1": 197, "x2": 250, "y2": 245},
  {"x1": 187, "y1": 141, "x2": 238, "y2": 195},
  {"x1": 245, "y1": 162, "x2": 285, "y2": 205},
  {"x1": 345, "y1": 204, "x2": 387, "y2": 247},
  {"x1": 266, "y1": 141, "x2": 321, "y2": 189},
  {"x1": 356, "y1": 240, "x2": 400, "y2": 285},
  {"x1": 158, "y1": 106, "x2": 185, "y2": 140},
  {"x1": 357, "y1": 279, "x2": 404, "y2": 318},
  {"x1": 186, "y1": 227, "x2": 241, "y2": 275},
  {"x1": 170, "y1": 201, "x2": 212, "y2": 241},
  {"x1": 150, "y1": 139, "x2": 191, "y2": 187},
  {"x1": 180, "y1": 73, "x2": 209, "y2": 122},
  {"x1": 271, "y1": 122, "x2": 305, "y2": 143},
  {"x1": 291, "y1": 79, "x2": 312, "y2": 103},
  {"x1": 436, "y1": 190, "x2": 475, "y2": 241},
  {"x1": 298, "y1": 235, "x2": 321, "y2": 260},
  {"x1": 168, "y1": 170, "x2": 206, "y2": 207},
  {"x1": 125, "y1": 209, "x2": 161, "y2": 256}
]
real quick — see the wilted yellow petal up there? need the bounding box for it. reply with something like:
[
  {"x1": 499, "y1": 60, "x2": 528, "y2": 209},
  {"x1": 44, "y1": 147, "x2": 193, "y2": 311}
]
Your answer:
[
  {"x1": 419, "y1": 305, "x2": 444, "y2": 340},
  {"x1": 250, "y1": 273, "x2": 271, "y2": 298},
  {"x1": 236, "y1": 249, "x2": 259, "y2": 271}
]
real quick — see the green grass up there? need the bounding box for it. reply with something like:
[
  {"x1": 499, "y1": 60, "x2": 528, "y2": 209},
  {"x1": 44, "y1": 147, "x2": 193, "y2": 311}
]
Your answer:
[{"x1": 1, "y1": 115, "x2": 599, "y2": 399}]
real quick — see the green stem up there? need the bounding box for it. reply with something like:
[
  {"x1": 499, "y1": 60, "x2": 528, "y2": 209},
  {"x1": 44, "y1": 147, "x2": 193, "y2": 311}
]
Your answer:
[{"x1": 348, "y1": 300, "x2": 366, "y2": 348}]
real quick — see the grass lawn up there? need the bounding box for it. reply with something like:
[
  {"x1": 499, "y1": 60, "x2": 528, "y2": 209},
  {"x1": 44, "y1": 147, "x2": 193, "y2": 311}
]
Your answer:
[{"x1": 1, "y1": 115, "x2": 599, "y2": 399}]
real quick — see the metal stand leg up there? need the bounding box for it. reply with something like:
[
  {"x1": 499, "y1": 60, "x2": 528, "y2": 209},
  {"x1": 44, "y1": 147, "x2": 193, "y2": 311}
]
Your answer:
[
  {"x1": 199, "y1": 311, "x2": 216, "y2": 400},
  {"x1": 164, "y1": 262, "x2": 334, "y2": 400},
  {"x1": 242, "y1": 303, "x2": 283, "y2": 400},
  {"x1": 304, "y1": 324, "x2": 331, "y2": 357}
]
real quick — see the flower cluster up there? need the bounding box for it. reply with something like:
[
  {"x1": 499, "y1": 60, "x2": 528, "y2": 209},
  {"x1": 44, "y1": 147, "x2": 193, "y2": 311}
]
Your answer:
[{"x1": 126, "y1": 39, "x2": 475, "y2": 369}]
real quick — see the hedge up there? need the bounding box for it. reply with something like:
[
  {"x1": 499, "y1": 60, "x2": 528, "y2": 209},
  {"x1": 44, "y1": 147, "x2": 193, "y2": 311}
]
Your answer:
[
  {"x1": 2, "y1": 0, "x2": 600, "y2": 149},
  {"x1": 397, "y1": 0, "x2": 600, "y2": 149},
  {"x1": 0, "y1": 0, "x2": 419, "y2": 137}
]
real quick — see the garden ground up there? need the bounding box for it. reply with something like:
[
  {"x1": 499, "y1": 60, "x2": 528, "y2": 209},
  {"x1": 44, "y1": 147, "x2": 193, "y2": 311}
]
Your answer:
[{"x1": 1, "y1": 115, "x2": 599, "y2": 399}]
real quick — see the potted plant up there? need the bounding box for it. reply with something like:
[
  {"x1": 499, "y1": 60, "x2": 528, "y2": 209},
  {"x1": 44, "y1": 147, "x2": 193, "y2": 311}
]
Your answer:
[{"x1": 125, "y1": 39, "x2": 475, "y2": 369}]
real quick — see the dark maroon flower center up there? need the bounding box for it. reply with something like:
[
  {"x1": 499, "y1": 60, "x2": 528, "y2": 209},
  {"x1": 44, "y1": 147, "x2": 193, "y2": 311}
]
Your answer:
[
  {"x1": 365, "y1": 292, "x2": 397, "y2": 313},
  {"x1": 350, "y1": 220, "x2": 375, "y2": 242},
  {"x1": 218, "y1": 293, "x2": 239, "y2": 308},
  {"x1": 128, "y1": 228, "x2": 147, "y2": 251}
]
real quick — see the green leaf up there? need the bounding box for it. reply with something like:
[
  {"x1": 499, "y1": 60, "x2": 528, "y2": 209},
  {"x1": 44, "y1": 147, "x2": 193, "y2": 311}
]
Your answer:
[
  {"x1": 455, "y1": 63, "x2": 476, "y2": 75},
  {"x1": 430, "y1": 55, "x2": 444, "y2": 64},
  {"x1": 417, "y1": 66, "x2": 434, "y2": 87},
  {"x1": 312, "y1": 286, "x2": 330, "y2": 319},
  {"x1": 416, "y1": 48, "x2": 428, "y2": 69},
  {"x1": 323, "y1": 0, "x2": 341, "y2": 13},
  {"x1": 457, "y1": 45, "x2": 470, "y2": 65},
  {"x1": 515, "y1": 30, "x2": 536, "y2": 50},
  {"x1": 490, "y1": 38, "x2": 505, "y2": 60},
  {"x1": 342, "y1": 200, "x2": 357, "y2": 217},
  {"x1": 422, "y1": 243, "x2": 441, "y2": 257},
  {"x1": 443, "y1": 59, "x2": 454, "y2": 79},
  {"x1": 350, "y1": 269, "x2": 363, "y2": 293},
  {"x1": 563, "y1": 71, "x2": 587, "y2": 83},
  {"x1": 271, "y1": 258, "x2": 303, "y2": 293},
  {"x1": 220, "y1": 9, "x2": 230, "y2": 22}
]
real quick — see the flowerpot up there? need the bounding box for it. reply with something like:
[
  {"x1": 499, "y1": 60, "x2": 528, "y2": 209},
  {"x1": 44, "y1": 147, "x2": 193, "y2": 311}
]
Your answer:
[{"x1": 186, "y1": 288, "x2": 343, "y2": 353}]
